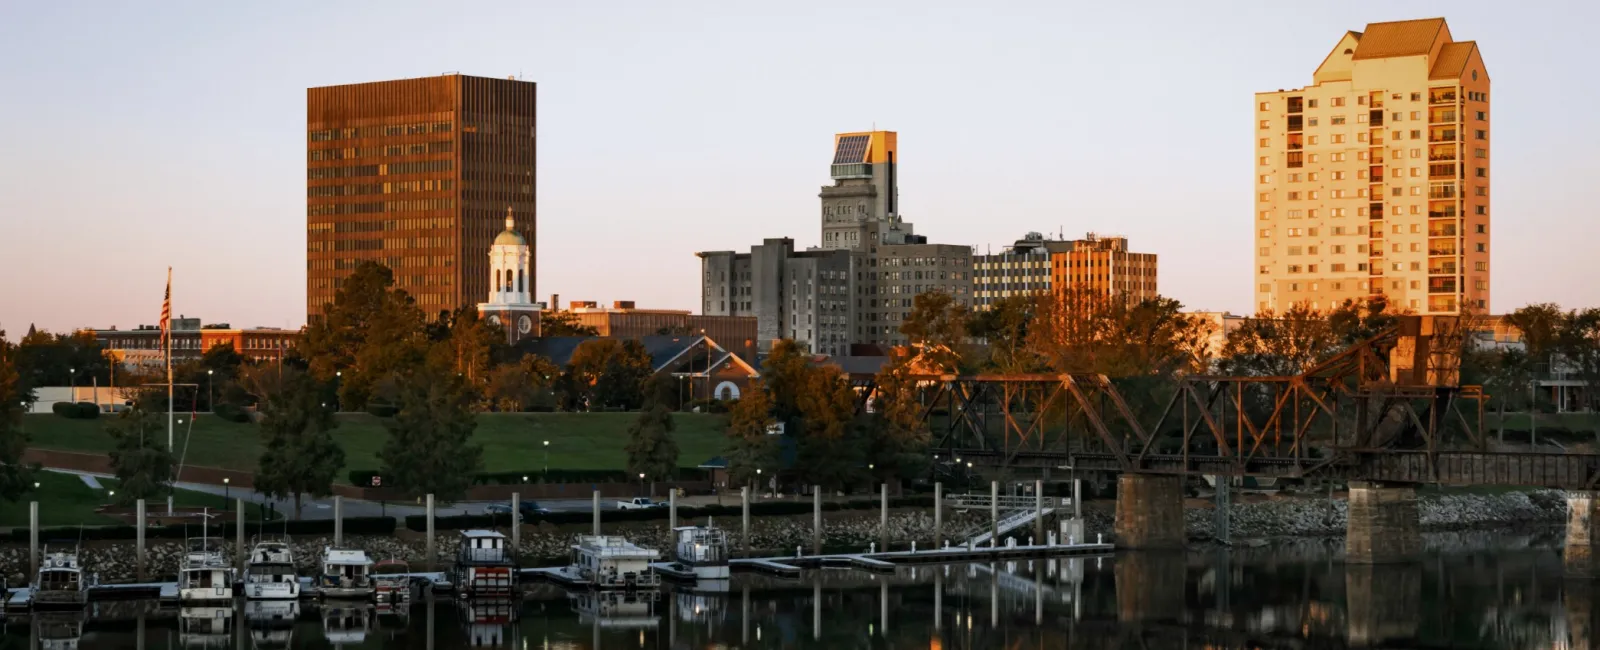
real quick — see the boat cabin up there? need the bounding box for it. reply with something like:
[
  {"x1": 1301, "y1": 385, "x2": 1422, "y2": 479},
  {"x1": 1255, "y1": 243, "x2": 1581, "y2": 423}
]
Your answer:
[
  {"x1": 672, "y1": 526, "x2": 728, "y2": 565},
  {"x1": 570, "y1": 535, "x2": 660, "y2": 589},
  {"x1": 457, "y1": 530, "x2": 511, "y2": 564}
]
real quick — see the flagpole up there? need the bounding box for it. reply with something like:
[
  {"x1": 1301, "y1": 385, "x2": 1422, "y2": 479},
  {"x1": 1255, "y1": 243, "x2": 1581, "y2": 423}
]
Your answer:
[{"x1": 166, "y1": 267, "x2": 174, "y2": 452}]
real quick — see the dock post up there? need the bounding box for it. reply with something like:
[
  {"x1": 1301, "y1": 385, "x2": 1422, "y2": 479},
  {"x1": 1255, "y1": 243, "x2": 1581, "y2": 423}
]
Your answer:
[
  {"x1": 511, "y1": 492, "x2": 521, "y2": 551},
  {"x1": 1074, "y1": 478, "x2": 1082, "y2": 518},
  {"x1": 425, "y1": 494, "x2": 435, "y2": 571},
  {"x1": 990, "y1": 481, "x2": 999, "y2": 545},
  {"x1": 880, "y1": 483, "x2": 888, "y2": 551},
  {"x1": 592, "y1": 490, "x2": 601, "y2": 536},
  {"x1": 136, "y1": 498, "x2": 147, "y2": 580},
  {"x1": 1035, "y1": 479, "x2": 1044, "y2": 546},
  {"x1": 935, "y1": 482, "x2": 943, "y2": 548},
  {"x1": 812, "y1": 485, "x2": 822, "y2": 556},
  {"x1": 880, "y1": 580, "x2": 889, "y2": 637},
  {"x1": 29, "y1": 501, "x2": 38, "y2": 577},
  {"x1": 235, "y1": 499, "x2": 245, "y2": 574},
  {"x1": 741, "y1": 486, "x2": 750, "y2": 558},
  {"x1": 333, "y1": 495, "x2": 343, "y2": 546},
  {"x1": 934, "y1": 571, "x2": 943, "y2": 629},
  {"x1": 669, "y1": 489, "x2": 677, "y2": 530},
  {"x1": 813, "y1": 578, "x2": 822, "y2": 640},
  {"x1": 742, "y1": 586, "x2": 750, "y2": 644}
]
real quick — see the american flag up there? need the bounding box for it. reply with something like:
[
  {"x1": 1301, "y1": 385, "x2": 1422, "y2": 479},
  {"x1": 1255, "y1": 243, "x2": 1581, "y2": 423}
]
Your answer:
[{"x1": 160, "y1": 268, "x2": 172, "y2": 355}]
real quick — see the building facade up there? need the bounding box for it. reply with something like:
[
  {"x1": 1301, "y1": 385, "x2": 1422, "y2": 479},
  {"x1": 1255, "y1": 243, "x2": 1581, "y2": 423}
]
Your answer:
[
  {"x1": 476, "y1": 209, "x2": 542, "y2": 344},
  {"x1": 94, "y1": 319, "x2": 300, "y2": 367},
  {"x1": 1050, "y1": 233, "x2": 1159, "y2": 302},
  {"x1": 698, "y1": 239, "x2": 859, "y2": 357},
  {"x1": 307, "y1": 74, "x2": 537, "y2": 321},
  {"x1": 562, "y1": 300, "x2": 758, "y2": 359},
  {"x1": 1254, "y1": 18, "x2": 1489, "y2": 315},
  {"x1": 972, "y1": 233, "x2": 1071, "y2": 309}
]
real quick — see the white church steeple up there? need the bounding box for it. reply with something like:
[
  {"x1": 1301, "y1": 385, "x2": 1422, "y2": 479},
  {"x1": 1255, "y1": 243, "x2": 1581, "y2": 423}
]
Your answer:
[{"x1": 487, "y1": 206, "x2": 531, "y2": 305}]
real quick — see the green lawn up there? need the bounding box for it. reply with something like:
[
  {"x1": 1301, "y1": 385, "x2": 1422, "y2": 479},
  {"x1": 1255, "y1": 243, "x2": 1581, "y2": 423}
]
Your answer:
[
  {"x1": 0, "y1": 471, "x2": 261, "y2": 527},
  {"x1": 24, "y1": 412, "x2": 729, "y2": 479}
]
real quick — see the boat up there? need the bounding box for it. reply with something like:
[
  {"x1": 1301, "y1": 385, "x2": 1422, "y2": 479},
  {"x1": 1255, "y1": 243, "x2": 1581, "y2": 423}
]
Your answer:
[
  {"x1": 34, "y1": 612, "x2": 85, "y2": 650},
  {"x1": 570, "y1": 589, "x2": 659, "y2": 628},
  {"x1": 318, "y1": 547, "x2": 374, "y2": 599},
  {"x1": 32, "y1": 546, "x2": 92, "y2": 609},
  {"x1": 244, "y1": 599, "x2": 300, "y2": 648},
  {"x1": 667, "y1": 523, "x2": 730, "y2": 580},
  {"x1": 178, "y1": 537, "x2": 236, "y2": 604},
  {"x1": 178, "y1": 605, "x2": 234, "y2": 649},
  {"x1": 674, "y1": 589, "x2": 727, "y2": 624},
  {"x1": 561, "y1": 535, "x2": 661, "y2": 589},
  {"x1": 451, "y1": 530, "x2": 516, "y2": 597},
  {"x1": 460, "y1": 598, "x2": 517, "y2": 646},
  {"x1": 372, "y1": 558, "x2": 413, "y2": 604},
  {"x1": 321, "y1": 602, "x2": 373, "y2": 644},
  {"x1": 243, "y1": 537, "x2": 300, "y2": 600}
]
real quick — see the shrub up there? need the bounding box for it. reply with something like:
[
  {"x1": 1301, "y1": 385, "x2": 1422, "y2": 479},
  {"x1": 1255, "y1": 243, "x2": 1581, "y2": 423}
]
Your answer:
[
  {"x1": 213, "y1": 402, "x2": 251, "y2": 423},
  {"x1": 51, "y1": 402, "x2": 100, "y2": 419},
  {"x1": 366, "y1": 403, "x2": 398, "y2": 418}
]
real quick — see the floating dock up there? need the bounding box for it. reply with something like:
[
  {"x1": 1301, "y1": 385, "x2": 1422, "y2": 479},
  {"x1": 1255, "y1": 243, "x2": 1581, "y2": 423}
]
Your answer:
[{"x1": 730, "y1": 541, "x2": 1112, "y2": 579}]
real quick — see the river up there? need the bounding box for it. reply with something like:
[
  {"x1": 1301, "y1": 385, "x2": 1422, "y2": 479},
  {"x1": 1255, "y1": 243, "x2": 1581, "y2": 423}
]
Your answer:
[{"x1": 8, "y1": 534, "x2": 1583, "y2": 649}]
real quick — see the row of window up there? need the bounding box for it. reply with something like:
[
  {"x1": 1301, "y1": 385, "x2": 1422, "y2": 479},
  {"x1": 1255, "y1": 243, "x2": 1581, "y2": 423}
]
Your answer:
[
  {"x1": 307, "y1": 180, "x2": 456, "y2": 197},
  {"x1": 307, "y1": 160, "x2": 455, "y2": 180},
  {"x1": 309, "y1": 122, "x2": 452, "y2": 142},
  {"x1": 1261, "y1": 89, "x2": 1486, "y2": 113},
  {"x1": 307, "y1": 199, "x2": 456, "y2": 216},
  {"x1": 309, "y1": 141, "x2": 454, "y2": 161}
]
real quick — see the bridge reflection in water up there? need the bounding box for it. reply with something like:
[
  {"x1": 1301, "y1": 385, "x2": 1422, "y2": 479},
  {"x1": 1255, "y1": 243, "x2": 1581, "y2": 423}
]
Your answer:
[{"x1": 4, "y1": 539, "x2": 1587, "y2": 649}]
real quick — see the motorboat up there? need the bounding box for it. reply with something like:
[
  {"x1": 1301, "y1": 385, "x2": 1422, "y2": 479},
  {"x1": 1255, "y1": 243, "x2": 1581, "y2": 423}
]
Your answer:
[
  {"x1": 668, "y1": 523, "x2": 730, "y2": 580},
  {"x1": 318, "y1": 547, "x2": 374, "y2": 599},
  {"x1": 177, "y1": 537, "x2": 236, "y2": 604},
  {"x1": 31, "y1": 547, "x2": 92, "y2": 609},
  {"x1": 562, "y1": 535, "x2": 660, "y2": 589},
  {"x1": 372, "y1": 558, "x2": 413, "y2": 604},
  {"x1": 451, "y1": 530, "x2": 516, "y2": 597},
  {"x1": 243, "y1": 537, "x2": 300, "y2": 600}
]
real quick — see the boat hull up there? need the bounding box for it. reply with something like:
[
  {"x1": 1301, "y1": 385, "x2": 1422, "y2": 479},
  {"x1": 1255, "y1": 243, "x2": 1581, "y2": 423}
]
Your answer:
[
  {"x1": 179, "y1": 585, "x2": 235, "y2": 604},
  {"x1": 244, "y1": 581, "x2": 300, "y2": 600}
]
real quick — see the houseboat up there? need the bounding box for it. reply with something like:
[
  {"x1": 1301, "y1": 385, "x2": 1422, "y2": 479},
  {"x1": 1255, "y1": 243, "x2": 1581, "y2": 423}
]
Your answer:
[
  {"x1": 34, "y1": 612, "x2": 85, "y2": 650},
  {"x1": 372, "y1": 558, "x2": 413, "y2": 604},
  {"x1": 243, "y1": 600, "x2": 300, "y2": 648},
  {"x1": 321, "y1": 603, "x2": 373, "y2": 645},
  {"x1": 243, "y1": 538, "x2": 299, "y2": 600},
  {"x1": 570, "y1": 590, "x2": 659, "y2": 628},
  {"x1": 452, "y1": 530, "x2": 516, "y2": 597},
  {"x1": 460, "y1": 598, "x2": 517, "y2": 646},
  {"x1": 178, "y1": 605, "x2": 234, "y2": 649},
  {"x1": 563, "y1": 535, "x2": 660, "y2": 589},
  {"x1": 668, "y1": 524, "x2": 730, "y2": 580},
  {"x1": 178, "y1": 537, "x2": 236, "y2": 604},
  {"x1": 32, "y1": 547, "x2": 91, "y2": 608},
  {"x1": 318, "y1": 547, "x2": 374, "y2": 600}
]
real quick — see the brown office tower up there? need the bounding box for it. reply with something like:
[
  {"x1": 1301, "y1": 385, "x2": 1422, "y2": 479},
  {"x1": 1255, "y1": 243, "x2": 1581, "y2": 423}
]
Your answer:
[{"x1": 306, "y1": 74, "x2": 536, "y2": 321}]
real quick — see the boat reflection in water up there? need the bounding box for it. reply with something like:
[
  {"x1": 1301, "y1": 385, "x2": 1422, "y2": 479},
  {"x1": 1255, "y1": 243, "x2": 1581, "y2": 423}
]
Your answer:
[
  {"x1": 460, "y1": 598, "x2": 518, "y2": 647},
  {"x1": 243, "y1": 600, "x2": 300, "y2": 648},
  {"x1": 178, "y1": 605, "x2": 234, "y2": 649},
  {"x1": 674, "y1": 589, "x2": 726, "y2": 625},
  {"x1": 571, "y1": 589, "x2": 660, "y2": 628},
  {"x1": 321, "y1": 602, "x2": 374, "y2": 645},
  {"x1": 34, "y1": 611, "x2": 85, "y2": 650}
]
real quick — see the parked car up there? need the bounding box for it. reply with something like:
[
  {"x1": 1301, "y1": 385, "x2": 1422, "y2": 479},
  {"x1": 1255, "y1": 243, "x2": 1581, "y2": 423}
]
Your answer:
[
  {"x1": 484, "y1": 501, "x2": 551, "y2": 518},
  {"x1": 615, "y1": 498, "x2": 664, "y2": 510}
]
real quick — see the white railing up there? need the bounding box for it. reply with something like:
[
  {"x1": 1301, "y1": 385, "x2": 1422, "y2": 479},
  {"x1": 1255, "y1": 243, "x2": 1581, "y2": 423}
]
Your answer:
[
  {"x1": 964, "y1": 507, "x2": 1055, "y2": 547},
  {"x1": 947, "y1": 494, "x2": 1070, "y2": 511}
]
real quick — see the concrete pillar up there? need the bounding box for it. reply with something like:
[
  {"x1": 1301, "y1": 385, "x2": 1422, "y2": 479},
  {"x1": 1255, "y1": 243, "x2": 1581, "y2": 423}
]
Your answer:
[
  {"x1": 511, "y1": 492, "x2": 521, "y2": 551},
  {"x1": 741, "y1": 586, "x2": 750, "y2": 644},
  {"x1": 879, "y1": 483, "x2": 888, "y2": 551},
  {"x1": 1074, "y1": 478, "x2": 1082, "y2": 517},
  {"x1": 1213, "y1": 475, "x2": 1231, "y2": 544},
  {"x1": 813, "y1": 579, "x2": 822, "y2": 640},
  {"x1": 934, "y1": 571, "x2": 943, "y2": 630},
  {"x1": 990, "y1": 481, "x2": 999, "y2": 544},
  {"x1": 1034, "y1": 479, "x2": 1044, "y2": 546},
  {"x1": 425, "y1": 494, "x2": 436, "y2": 571},
  {"x1": 934, "y1": 482, "x2": 943, "y2": 548},
  {"x1": 879, "y1": 580, "x2": 888, "y2": 637},
  {"x1": 235, "y1": 500, "x2": 245, "y2": 574},
  {"x1": 592, "y1": 490, "x2": 601, "y2": 536},
  {"x1": 741, "y1": 486, "x2": 750, "y2": 558},
  {"x1": 1345, "y1": 563, "x2": 1421, "y2": 645},
  {"x1": 1115, "y1": 551, "x2": 1186, "y2": 624},
  {"x1": 1345, "y1": 481, "x2": 1421, "y2": 564},
  {"x1": 669, "y1": 489, "x2": 677, "y2": 530},
  {"x1": 136, "y1": 498, "x2": 147, "y2": 580},
  {"x1": 28, "y1": 501, "x2": 38, "y2": 578},
  {"x1": 333, "y1": 495, "x2": 343, "y2": 546},
  {"x1": 1569, "y1": 492, "x2": 1600, "y2": 578},
  {"x1": 1114, "y1": 474, "x2": 1184, "y2": 549},
  {"x1": 812, "y1": 486, "x2": 821, "y2": 555}
]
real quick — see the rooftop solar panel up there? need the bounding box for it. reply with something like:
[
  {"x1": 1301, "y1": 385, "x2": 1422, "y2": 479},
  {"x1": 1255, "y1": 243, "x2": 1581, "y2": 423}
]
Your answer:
[{"x1": 832, "y1": 135, "x2": 870, "y2": 164}]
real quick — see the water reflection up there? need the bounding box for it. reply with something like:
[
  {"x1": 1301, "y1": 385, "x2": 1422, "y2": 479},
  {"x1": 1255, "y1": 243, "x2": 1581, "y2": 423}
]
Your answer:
[{"x1": 1, "y1": 542, "x2": 1588, "y2": 648}]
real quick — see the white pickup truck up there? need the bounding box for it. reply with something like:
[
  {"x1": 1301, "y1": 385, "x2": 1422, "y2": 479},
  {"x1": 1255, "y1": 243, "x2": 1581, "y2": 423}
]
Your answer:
[{"x1": 615, "y1": 497, "x2": 664, "y2": 510}]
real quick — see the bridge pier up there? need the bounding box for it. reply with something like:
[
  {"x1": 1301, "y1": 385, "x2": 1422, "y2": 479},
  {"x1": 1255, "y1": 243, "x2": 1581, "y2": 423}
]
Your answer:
[
  {"x1": 1567, "y1": 492, "x2": 1600, "y2": 578},
  {"x1": 1114, "y1": 474, "x2": 1184, "y2": 549},
  {"x1": 1345, "y1": 563, "x2": 1420, "y2": 645},
  {"x1": 1114, "y1": 551, "x2": 1185, "y2": 624},
  {"x1": 1345, "y1": 481, "x2": 1421, "y2": 564}
]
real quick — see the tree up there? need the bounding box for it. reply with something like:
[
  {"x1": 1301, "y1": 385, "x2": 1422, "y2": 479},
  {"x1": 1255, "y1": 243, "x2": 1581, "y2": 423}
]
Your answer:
[
  {"x1": 15, "y1": 328, "x2": 112, "y2": 389},
  {"x1": 793, "y1": 363, "x2": 866, "y2": 490},
  {"x1": 299, "y1": 262, "x2": 428, "y2": 409},
  {"x1": 1216, "y1": 302, "x2": 1340, "y2": 377},
  {"x1": 254, "y1": 368, "x2": 345, "y2": 519},
  {"x1": 427, "y1": 307, "x2": 506, "y2": 405},
  {"x1": 865, "y1": 359, "x2": 931, "y2": 483},
  {"x1": 625, "y1": 405, "x2": 680, "y2": 483},
  {"x1": 724, "y1": 381, "x2": 780, "y2": 487},
  {"x1": 540, "y1": 311, "x2": 599, "y2": 337},
  {"x1": 378, "y1": 369, "x2": 483, "y2": 500},
  {"x1": 967, "y1": 294, "x2": 1039, "y2": 371},
  {"x1": 105, "y1": 393, "x2": 175, "y2": 504},
  {"x1": 1505, "y1": 303, "x2": 1564, "y2": 364},
  {"x1": 564, "y1": 339, "x2": 653, "y2": 410},
  {"x1": 0, "y1": 332, "x2": 38, "y2": 502},
  {"x1": 761, "y1": 339, "x2": 814, "y2": 425},
  {"x1": 899, "y1": 290, "x2": 968, "y2": 372},
  {"x1": 485, "y1": 355, "x2": 560, "y2": 412}
]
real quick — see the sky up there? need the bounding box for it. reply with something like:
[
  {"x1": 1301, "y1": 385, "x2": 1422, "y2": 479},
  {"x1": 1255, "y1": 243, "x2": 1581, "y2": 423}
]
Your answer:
[{"x1": 2, "y1": 0, "x2": 1596, "y2": 337}]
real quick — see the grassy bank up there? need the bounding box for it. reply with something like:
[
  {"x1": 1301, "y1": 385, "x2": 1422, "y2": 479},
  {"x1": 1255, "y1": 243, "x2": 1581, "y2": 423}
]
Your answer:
[
  {"x1": 0, "y1": 471, "x2": 257, "y2": 527},
  {"x1": 22, "y1": 412, "x2": 729, "y2": 479}
]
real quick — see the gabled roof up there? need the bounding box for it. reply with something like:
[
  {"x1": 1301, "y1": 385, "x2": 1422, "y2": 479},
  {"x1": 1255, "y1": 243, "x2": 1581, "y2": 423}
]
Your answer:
[
  {"x1": 1429, "y1": 41, "x2": 1477, "y2": 79},
  {"x1": 1352, "y1": 18, "x2": 1446, "y2": 60},
  {"x1": 519, "y1": 335, "x2": 758, "y2": 377}
]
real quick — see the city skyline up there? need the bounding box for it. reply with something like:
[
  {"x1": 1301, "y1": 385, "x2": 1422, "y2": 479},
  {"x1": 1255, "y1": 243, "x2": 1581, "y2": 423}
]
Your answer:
[{"x1": 4, "y1": 1, "x2": 1598, "y2": 335}]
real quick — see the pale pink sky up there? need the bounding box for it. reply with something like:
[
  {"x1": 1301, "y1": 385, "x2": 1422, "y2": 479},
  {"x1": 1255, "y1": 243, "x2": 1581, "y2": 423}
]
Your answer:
[{"x1": 2, "y1": 1, "x2": 1596, "y2": 337}]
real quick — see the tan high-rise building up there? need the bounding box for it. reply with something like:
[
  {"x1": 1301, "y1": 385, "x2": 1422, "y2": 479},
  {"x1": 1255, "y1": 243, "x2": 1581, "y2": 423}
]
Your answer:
[
  {"x1": 1254, "y1": 18, "x2": 1489, "y2": 316},
  {"x1": 1050, "y1": 234, "x2": 1159, "y2": 303}
]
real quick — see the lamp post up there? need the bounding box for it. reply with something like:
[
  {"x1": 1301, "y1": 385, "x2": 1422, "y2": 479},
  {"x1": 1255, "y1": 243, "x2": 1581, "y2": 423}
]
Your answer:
[
  {"x1": 69, "y1": 368, "x2": 75, "y2": 402},
  {"x1": 223, "y1": 478, "x2": 230, "y2": 511},
  {"x1": 335, "y1": 371, "x2": 342, "y2": 412},
  {"x1": 542, "y1": 440, "x2": 550, "y2": 479},
  {"x1": 206, "y1": 369, "x2": 214, "y2": 412},
  {"x1": 639, "y1": 473, "x2": 646, "y2": 498}
]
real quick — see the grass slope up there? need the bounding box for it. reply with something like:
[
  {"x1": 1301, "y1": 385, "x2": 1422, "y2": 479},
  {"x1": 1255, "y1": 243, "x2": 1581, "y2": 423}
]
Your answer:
[
  {"x1": 24, "y1": 412, "x2": 729, "y2": 479},
  {"x1": 0, "y1": 471, "x2": 257, "y2": 527}
]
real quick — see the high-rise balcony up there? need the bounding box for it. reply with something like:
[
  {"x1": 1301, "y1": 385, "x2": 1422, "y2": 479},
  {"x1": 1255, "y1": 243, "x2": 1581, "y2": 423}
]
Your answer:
[
  {"x1": 1428, "y1": 222, "x2": 1458, "y2": 237},
  {"x1": 1429, "y1": 241, "x2": 1458, "y2": 256},
  {"x1": 1429, "y1": 278, "x2": 1458, "y2": 294},
  {"x1": 1429, "y1": 88, "x2": 1458, "y2": 105},
  {"x1": 1369, "y1": 110, "x2": 1384, "y2": 126},
  {"x1": 1287, "y1": 115, "x2": 1303, "y2": 132},
  {"x1": 1428, "y1": 144, "x2": 1457, "y2": 161},
  {"x1": 1287, "y1": 97, "x2": 1304, "y2": 114},
  {"x1": 1429, "y1": 261, "x2": 1458, "y2": 275},
  {"x1": 1428, "y1": 185, "x2": 1458, "y2": 200},
  {"x1": 1429, "y1": 128, "x2": 1458, "y2": 143},
  {"x1": 1429, "y1": 109, "x2": 1458, "y2": 124},
  {"x1": 1428, "y1": 163, "x2": 1458, "y2": 179}
]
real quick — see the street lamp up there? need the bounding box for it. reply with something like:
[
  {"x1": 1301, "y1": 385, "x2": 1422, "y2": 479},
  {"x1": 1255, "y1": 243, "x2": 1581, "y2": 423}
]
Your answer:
[
  {"x1": 206, "y1": 369, "x2": 214, "y2": 412},
  {"x1": 542, "y1": 440, "x2": 550, "y2": 478},
  {"x1": 335, "y1": 371, "x2": 342, "y2": 412},
  {"x1": 638, "y1": 472, "x2": 646, "y2": 498},
  {"x1": 223, "y1": 477, "x2": 230, "y2": 511},
  {"x1": 68, "y1": 368, "x2": 75, "y2": 400}
]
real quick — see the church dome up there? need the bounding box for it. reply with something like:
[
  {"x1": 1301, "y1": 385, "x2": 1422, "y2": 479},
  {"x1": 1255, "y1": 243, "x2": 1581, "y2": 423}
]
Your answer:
[{"x1": 493, "y1": 207, "x2": 525, "y2": 246}]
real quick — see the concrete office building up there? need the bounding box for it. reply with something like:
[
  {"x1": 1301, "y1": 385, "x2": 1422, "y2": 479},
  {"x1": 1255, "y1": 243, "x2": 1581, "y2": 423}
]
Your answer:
[
  {"x1": 1254, "y1": 18, "x2": 1489, "y2": 315},
  {"x1": 307, "y1": 74, "x2": 537, "y2": 321},
  {"x1": 698, "y1": 239, "x2": 858, "y2": 357},
  {"x1": 972, "y1": 233, "x2": 1073, "y2": 309},
  {"x1": 1050, "y1": 233, "x2": 1159, "y2": 303}
]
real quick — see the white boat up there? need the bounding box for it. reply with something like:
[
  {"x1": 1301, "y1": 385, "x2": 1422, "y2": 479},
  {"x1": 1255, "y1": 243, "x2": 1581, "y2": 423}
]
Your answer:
[
  {"x1": 178, "y1": 605, "x2": 234, "y2": 649},
  {"x1": 32, "y1": 547, "x2": 92, "y2": 609},
  {"x1": 460, "y1": 598, "x2": 517, "y2": 647},
  {"x1": 318, "y1": 547, "x2": 375, "y2": 599},
  {"x1": 178, "y1": 537, "x2": 236, "y2": 604},
  {"x1": 668, "y1": 524, "x2": 730, "y2": 580},
  {"x1": 243, "y1": 538, "x2": 300, "y2": 600},
  {"x1": 570, "y1": 590, "x2": 659, "y2": 628},
  {"x1": 243, "y1": 600, "x2": 300, "y2": 648},
  {"x1": 321, "y1": 603, "x2": 373, "y2": 644},
  {"x1": 372, "y1": 558, "x2": 413, "y2": 604},
  {"x1": 563, "y1": 535, "x2": 661, "y2": 589},
  {"x1": 451, "y1": 530, "x2": 516, "y2": 597}
]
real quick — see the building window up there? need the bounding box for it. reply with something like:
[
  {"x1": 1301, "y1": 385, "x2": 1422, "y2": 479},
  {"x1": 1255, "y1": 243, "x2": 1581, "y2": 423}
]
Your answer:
[
  {"x1": 1475, "y1": 129, "x2": 1487, "y2": 140},
  {"x1": 1260, "y1": 138, "x2": 1270, "y2": 148},
  {"x1": 1476, "y1": 243, "x2": 1486, "y2": 252},
  {"x1": 1287, "y1": 246, "x2": 1302, "y2": 256},
  {"x1": 1475, "y1": 224, "x2": 1486, "y2": 234},
  {"x1": 1260, "y1": 120, "x2": 1270, "y2": 129},
  {"x1": 1259, "y1": 283, "x2": 1271, "y2": 292},
  {"x1": 1332, "y1": 116, "x2": 1346, "y2": 125},
  {"x1": 1259, "y1": 101, "x2": 1270, "y2": 111},
  {"x1": 1260, "y1": 229, "x2": 1272, "y2": 238},
  {"x1": 1474, "y1": 262, "x2": 1487, "y2": 271},
  {"x1": 1332, "y1": 97, "x2": 1345, "y2": 107},
  {"x1": 1411, "y1": 92, "x2": 1422, "y2": 102},
  {"x1": 1476, "y1": 111, "x2": 1487, "y2": 120},
  {"x1": 1476, "y1": 167, "x2": 1486, "y2": 177},
  {"x1": 1259, "y1": 265, "x2": 1270, "y2": 274},
  {"x1": 1259, "y1": 156, "x2": 1270, "y2": 166},
  {"x1": 1259, "y1": 247, "x2": 1270, "y2": 256},
  {"x1": 1475, "y1": 205, "x2": 1487, "y2": 215},
  {"x1": 1332, "y1": 245, "x2": 1345, "y2": 253}
]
